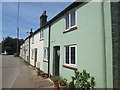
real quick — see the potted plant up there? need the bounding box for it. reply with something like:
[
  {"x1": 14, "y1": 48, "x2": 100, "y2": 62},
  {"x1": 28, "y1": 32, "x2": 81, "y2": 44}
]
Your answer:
[
  {"x1": 51, "y1": 76, "x2": 61, "y2": 88},
  {"x1": 40, "y1": 72, "x2": 46, "y2": 77},
  {"x1": 59, "y1": 78, "x2": 68, "y2": 89},
  {"x1": 37, "y1": 69, "x2": 43, "y2": 76}
]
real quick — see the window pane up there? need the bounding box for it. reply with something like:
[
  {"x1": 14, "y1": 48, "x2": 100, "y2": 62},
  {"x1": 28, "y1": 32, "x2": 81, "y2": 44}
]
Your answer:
[
  {"x1": 44, "y1": 49, "x2": 46, "y2": 59},
  {"x1": 46, "y1": 48, "x2": 48, "y2": 60},
  {"x1": 65, "y1": 46, "x2": 69, "y2": 64},
  {"x1": 71, "y1": 47, "x2": 75, "y2": 64},
  {"x1": 70, "y1": 10, "x2": 76, "y2": 27},
  {"x1": 65, "y1": 13, "x2": 69, "y2": 29},
  {"x1": 42, "y1": 30, "x2": 44, "y2": 38},
  {"x1": 32, "y1": 36, "x2": 34, "y2": 43}
]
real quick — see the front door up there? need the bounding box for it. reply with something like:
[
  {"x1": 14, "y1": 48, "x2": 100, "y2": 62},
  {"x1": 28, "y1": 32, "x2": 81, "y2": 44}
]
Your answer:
[
  {"x1": 34, "y1": 48, "x2": 37, "y2": 67},
  {"x1": 53, "y1": 46, "x2": 60, "y2": 76}
]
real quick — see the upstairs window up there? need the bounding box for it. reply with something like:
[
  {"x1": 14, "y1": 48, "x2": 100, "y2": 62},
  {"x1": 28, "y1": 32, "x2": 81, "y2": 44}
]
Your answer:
[
  {"x1": 65, "y1": 9, "x2": 76, "y2": 31},
  {"x1": 40, "y1": 30, "x2": 44, "y2": 40},
  {"x1": 70, "y1": 9, "x2": 76, "y2": 27},
  {"x1": 65, "y1": 13, "x2": 69, "y2": 30},
  {"x1": 32, "y1": 36, "x2": 34, "y2": 44},
  {"x1": 65, "y1": 45, "x2": 76, "y2": 66}
]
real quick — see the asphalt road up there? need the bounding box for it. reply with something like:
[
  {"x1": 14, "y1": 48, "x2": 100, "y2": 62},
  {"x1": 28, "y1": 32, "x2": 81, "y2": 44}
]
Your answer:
[
  {"x1": 2, "y1": 55, "x2": 21, "y2": 88},
  {"x1": 2, "y1": 55, "x2": 53, "y2": 88}
]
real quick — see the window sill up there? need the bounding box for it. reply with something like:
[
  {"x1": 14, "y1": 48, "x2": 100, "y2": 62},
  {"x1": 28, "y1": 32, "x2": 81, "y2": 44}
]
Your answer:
[
  {"x1": 62, "y1": 65, "x2": 77, "y2": 70},
  {"x1": 40, "y1": 39, "x2": 44, "y2": 41},
  {"x1": 43, "y1": 60, "x2": 48, "y2": 63},
  {"x1": 63, "y1": 27, "x2": 77, "y2": 33}
]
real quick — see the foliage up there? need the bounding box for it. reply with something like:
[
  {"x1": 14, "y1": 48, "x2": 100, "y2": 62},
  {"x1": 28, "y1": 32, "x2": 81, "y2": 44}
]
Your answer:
[
  {"x1": 37, "y1": 69, "x2": 43, "y2": 76},
  {"x1": 59, "y1": 78, "x2": 68, "y2": 86},
  {"x1": 37, "y1": 69, "x2": 43, "y2": 74},
  {"x1": 69, "y1": 70, "x2": 95, "y2": 89},
  {"x1": 23, "y1": 60, "x2": 30, "y2": 65},
  {"x1": 51, "y1": 76, "x2": 61, "y2": 82},
  {"x1": 2, "y1": 36, "x2": 24, "y2": 55},
  {"x1": 13, "y1": 52, "x2": 19, "y2": 57}
]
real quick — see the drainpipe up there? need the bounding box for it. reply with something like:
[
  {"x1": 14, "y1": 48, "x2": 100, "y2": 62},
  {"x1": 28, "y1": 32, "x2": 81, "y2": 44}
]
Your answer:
[
  {"x1": 29, "y1": 37, "x2": 30, "y2": 63},
  {"x1": 48, "y1": 23, "x2": 51, "y2": 77},
  {"x1": 101, "y1": 2, "x2": 107, "y2": 88}
]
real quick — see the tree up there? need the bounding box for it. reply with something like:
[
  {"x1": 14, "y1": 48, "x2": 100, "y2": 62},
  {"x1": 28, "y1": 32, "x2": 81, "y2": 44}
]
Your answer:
[{"x1": 2, "y1": 36, "x2": 24, "y2": 55}]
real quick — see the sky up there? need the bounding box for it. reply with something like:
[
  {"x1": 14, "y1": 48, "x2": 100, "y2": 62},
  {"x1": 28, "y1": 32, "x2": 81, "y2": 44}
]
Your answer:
[{"x1": 2, "y1": 2, "x2": 74, "y2": 41}]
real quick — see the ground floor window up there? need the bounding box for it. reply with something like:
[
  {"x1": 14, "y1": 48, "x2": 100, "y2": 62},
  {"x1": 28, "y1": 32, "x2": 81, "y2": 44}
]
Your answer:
[
  {"x1": 44, "y1": 48, "x2": 48, "y2": 61},
  {"x1": 31, "y1": 49, "x2": 34, "y2": 59},
  {"x1": 65, "y1": 45, "x2": 76, "y2": 66}
]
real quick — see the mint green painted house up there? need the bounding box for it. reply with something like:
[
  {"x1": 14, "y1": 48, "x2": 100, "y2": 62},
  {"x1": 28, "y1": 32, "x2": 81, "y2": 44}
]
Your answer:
[
  {"x1": 42, "y1": 1, "x2": 119, "y2": 88},
  {"x1": 20, "y1": 1, "x2": 120, "y2": 88}
]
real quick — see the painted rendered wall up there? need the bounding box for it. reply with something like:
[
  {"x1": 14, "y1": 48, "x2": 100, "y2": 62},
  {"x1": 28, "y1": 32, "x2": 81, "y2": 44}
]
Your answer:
[
  {"x1": 24, "y1": 38, "x2": 29, "y2": 62},
  {"x1": 44, "y1": 2, "x2": 113, "y2": 88},
  {"x1": 30, "y1": 31, "x2": 44, "y2": 70},
  {"x1": 43, "y1": 27, "x2": 49, "y2": 73}
]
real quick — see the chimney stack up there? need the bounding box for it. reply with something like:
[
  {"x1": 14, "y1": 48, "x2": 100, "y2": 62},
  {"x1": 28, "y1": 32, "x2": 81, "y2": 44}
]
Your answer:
[
  {"x1": 30, "y1": 28, "x2": 33, "y2": 35},
  {"x1": 40, "y1": 11, "x2": 47, "y2": 28}
]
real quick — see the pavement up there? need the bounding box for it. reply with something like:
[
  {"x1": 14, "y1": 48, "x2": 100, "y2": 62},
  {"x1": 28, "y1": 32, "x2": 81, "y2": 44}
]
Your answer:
[{"x1": 2, "y1": 55, "x2": 54, "y2": 88}]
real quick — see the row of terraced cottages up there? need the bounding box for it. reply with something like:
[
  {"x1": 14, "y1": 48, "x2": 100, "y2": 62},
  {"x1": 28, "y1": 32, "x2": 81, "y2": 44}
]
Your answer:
[{"x1": 20, "y1": 1, "x2": 120, "y2": 88}]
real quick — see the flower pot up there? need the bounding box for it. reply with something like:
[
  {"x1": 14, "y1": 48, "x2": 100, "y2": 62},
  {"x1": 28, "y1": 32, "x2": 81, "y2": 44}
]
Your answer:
[
  {"x1": 59, "y1": 85, "x2": 67, "y2": 90},
  {"x1": 37, "y1": 72, "x2": 40, "y2": 76},
  {"x1": 54, "y1": 82, "x2": 60, "y2": 88}
]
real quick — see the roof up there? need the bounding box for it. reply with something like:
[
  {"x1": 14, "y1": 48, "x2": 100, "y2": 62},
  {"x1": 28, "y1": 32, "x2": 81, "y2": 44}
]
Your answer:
[{"x1": 25, "y1": 1, "x2": 88, "y2": 41}]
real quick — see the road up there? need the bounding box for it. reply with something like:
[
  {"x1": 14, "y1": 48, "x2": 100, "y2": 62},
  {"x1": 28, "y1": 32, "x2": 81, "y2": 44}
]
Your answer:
[
  {"x1": 2, "y1": 55, "x2": 53, "y2": 88},
  {"x1": 2, "y1": 55, "x2": 21, "y2": 88}
]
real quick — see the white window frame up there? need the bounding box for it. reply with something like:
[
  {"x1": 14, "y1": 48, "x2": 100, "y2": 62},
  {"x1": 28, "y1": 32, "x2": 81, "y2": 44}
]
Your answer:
[
  {"x1": 64, "y1": 8, "x2": 77, "y2": 31},
  {"x1": 44, "y1": 47, "x2": 48, "y2": 61},
  {"x1": 64, "y1": 45, "x2": 77, "y2": 66},
  {"x1": 40, "y1": 30, "x2": 44, "y2": 40},
  {"x1": 32, "y1": 36, "x2": 34, "y2": 44},
  {"x1": 31, "y1": 49, "x2": 34, "y2": 59}
]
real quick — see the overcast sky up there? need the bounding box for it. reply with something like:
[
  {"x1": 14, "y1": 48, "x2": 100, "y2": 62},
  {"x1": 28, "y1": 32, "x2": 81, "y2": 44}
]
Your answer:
[{"x1": 2, "y1": 2, "x2": 74, "y2": 41}]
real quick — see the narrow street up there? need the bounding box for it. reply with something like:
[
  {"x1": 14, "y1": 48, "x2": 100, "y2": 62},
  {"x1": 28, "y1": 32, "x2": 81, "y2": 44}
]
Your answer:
[
  {"x1": 2, "y1": 55, "x2": 21, "y2": 88},
  {"x1": 2, "y1": 55, "x2": 53, "y2": 88}
]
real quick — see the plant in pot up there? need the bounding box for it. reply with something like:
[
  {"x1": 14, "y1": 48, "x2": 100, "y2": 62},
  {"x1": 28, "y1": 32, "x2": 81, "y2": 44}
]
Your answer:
[
  {"x1": 40, "y1": 72, "x2": 46, "y2": 77},
  {"x1": 58, "y1": 78, "x2": 68, "y2": 89},
  {"x1": 51, "y1": 76, "x2": 61, "y2": 88},
  {"x1": 37, "y1": 69, "x2": 43, "y2": 76}
]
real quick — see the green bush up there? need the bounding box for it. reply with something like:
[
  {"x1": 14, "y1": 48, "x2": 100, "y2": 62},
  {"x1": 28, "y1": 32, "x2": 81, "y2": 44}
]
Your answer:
[
  {"x1": 51, "y1": 76, "x2": 61, "y2": 82},
  {"x1": 59, "y1": 78, "x2": 68, "y2": 86},
  {"x1": 37, "y1": 69, "x2": 43, "y2": 76},
  {"x1": 13, "y1": 52, "x2": 19, "y2": 57},
  {"x1": 23, "y1": 60, "x2": 30, "y2": 65},
  {"x1": 69, "y1": 70, "x2": 96, "y2": 89}
]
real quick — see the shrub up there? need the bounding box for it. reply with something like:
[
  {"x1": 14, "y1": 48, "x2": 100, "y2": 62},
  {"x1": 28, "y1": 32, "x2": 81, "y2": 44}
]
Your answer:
[
  {"x1": 13, "y1": 52, "x2": 19, "y2": 57},
  {"x1": 23, "y1": 60, "x2": 30, "y2": 65},
  {"x1": 59, "y1": 78, "x2": 68, "y2": 86},
  {"x1": 51, "y1": 76, "x2": 61, "y2": 82},
  {"x1": 69, "y1": 70, "x2": 95, "y2": 89},
  {"x1": 37, "y1": 69, "x2": 43, "y2": 76}
]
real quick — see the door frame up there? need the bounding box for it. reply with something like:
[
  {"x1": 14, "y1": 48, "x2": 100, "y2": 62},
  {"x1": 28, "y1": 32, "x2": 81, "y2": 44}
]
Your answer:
[{"x1": 53, "y1": 46, "x2": 60, "y2": 76}]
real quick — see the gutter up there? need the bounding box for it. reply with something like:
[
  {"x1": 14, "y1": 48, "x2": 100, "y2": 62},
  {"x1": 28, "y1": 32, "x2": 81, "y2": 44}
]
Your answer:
[
  {"x1": 48, "y1": 23, "x2": 51, "y2": 77},
  {"x1": 101, "y1": 2, "x2": 107, "y2": 88},
  {"x1": 29, "y1": 37, "x2": 30, "y2": 63}
]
